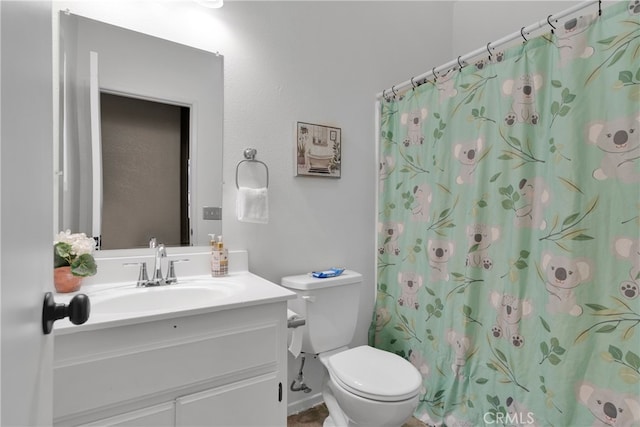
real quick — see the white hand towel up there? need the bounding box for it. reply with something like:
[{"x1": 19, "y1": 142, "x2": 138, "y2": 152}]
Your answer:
[{"x1": 236, "y1": 186, "x2": 269, "y2": 224}]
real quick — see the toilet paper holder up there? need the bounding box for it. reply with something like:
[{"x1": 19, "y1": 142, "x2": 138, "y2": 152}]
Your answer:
[
  {"x1": 288, "y1": 317, "x2": 305, "y2": 329},
  {"x1": 287, "y1": 308, "x2": 305, "y2": 329},
  {"x1": 287, "y1": 309, "x2": 310, "y2": 393}
]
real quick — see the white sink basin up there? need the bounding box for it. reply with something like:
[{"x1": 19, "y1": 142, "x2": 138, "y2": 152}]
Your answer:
[
  {"x1": 91, "y1": 280, "x2": 240, "y2": 315},
  {"x1": 54, "y1": 269, "x2": 297, "y2": 334}
]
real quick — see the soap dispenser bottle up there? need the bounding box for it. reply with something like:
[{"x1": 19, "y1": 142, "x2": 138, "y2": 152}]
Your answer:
[
  {"x1": 216, "y1": 235, "x2": 228, "y2": 276},
  {"x1": 210, "y1": 234, "x2": 228, "y2": 277},
  {"x1": 209, "y1": 234, "x2": 220, "y2": 277}
]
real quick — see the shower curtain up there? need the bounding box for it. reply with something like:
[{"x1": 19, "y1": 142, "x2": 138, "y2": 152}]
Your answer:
[{"x1": 373, "y1": 2, "x2": 639, "y2": 426}]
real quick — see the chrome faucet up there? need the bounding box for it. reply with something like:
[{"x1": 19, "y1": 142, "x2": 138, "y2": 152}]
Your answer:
[
  {"x1": 123, "y1": 238, "x2": 189, "y2": 287},
  {"x1": 151, "y1": 243, "x2": 167, "y2": 285}
]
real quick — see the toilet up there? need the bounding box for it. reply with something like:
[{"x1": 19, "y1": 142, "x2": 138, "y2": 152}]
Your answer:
[{"x1": 281, "y1": 270, "x2": 422, "y2": 427}]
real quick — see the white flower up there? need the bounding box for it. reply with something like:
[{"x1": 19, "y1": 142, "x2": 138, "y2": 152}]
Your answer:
[{"x1": 54, "y1": 230, "x2": 95, "y2": 256}]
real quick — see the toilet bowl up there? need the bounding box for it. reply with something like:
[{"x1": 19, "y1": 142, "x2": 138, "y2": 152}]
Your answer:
[
  {"x1": 319, "y1": 346, "x2": 422, "y2": 427},
  {"x1": 281, "y1": 271, "x2": 423, "y2": 427}
]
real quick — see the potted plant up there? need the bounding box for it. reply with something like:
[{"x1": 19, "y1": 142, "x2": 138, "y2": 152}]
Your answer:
[{"x1": 53, "y1": 230, "x2": 97, "y2": 293}]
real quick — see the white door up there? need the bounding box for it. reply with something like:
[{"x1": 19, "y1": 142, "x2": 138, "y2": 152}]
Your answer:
[{"x1": 1, "y1": 1, "x2": 54, "y2": 424}]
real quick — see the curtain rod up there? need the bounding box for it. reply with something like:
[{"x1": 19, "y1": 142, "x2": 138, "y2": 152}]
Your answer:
[{"x1": 377, "y1": 0, "x2": 600, "y2": 99}]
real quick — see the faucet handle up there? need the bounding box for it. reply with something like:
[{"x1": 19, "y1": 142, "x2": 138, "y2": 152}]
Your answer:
[
  {"x1": 165, "y1": 259, "x2": 189, "y2": 284},
  {"x1": 124, "y1": 262, "x2": 149, "y2": 287}
]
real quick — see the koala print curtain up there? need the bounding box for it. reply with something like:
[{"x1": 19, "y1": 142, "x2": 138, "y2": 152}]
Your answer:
[{"x1": 373, "y1": 2, "x2": 639, "y2": 426}]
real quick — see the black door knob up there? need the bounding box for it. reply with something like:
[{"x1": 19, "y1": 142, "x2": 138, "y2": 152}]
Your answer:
[{"x1": 42, "y1": 292, "x2": 91, "y2": 335}]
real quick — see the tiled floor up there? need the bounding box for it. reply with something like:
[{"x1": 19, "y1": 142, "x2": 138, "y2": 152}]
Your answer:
[{"x1": 287, "y1": 403, "x2": 427, "y2": 427}]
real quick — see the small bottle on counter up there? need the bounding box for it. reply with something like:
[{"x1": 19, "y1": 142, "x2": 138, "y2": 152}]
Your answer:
[
  {"x1": 210, "y1": 234, "x2": 228, "y2": 277},
  {"x1": 209, "y1": 234, "x2": 219, "y2": 276}
]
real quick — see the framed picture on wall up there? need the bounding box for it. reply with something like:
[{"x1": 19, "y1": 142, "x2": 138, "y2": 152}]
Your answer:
[{"x1": 295, "y1": 122, "x2": 341, "y2": 178}]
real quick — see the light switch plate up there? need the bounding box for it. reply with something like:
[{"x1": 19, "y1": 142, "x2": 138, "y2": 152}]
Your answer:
[{"x1": 203, "y1": 206, "x2": 222, "y2": 220}]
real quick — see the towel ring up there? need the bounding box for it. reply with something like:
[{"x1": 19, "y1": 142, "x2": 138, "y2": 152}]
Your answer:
[{"x1": 235, "y1": 148, "x2": 269, "y2": 189}]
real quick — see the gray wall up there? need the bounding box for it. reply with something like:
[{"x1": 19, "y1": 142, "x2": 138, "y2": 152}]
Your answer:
[{"x1": 100, "y1": 94, "x2": 183, "y2": 249}]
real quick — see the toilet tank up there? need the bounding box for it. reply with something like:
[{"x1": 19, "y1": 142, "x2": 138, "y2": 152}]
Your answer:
[{"x1": 281, "y1": 270, "x2": 362, "y2": 354}]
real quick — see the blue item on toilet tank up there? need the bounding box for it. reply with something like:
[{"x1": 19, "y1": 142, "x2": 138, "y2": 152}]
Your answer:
[{"x1": 312, "y1": 268, "x2": 345, "y2": 278}]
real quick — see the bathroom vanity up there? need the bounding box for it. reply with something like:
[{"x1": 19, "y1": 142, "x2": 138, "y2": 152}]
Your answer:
[{"x1": 53, "y1": 250, "x2": 295, "y2": 426}]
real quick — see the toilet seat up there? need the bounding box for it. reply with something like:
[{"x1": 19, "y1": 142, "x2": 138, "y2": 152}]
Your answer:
[{"x1": 326, "y1": 346, "x2": 422, "y2": 402}]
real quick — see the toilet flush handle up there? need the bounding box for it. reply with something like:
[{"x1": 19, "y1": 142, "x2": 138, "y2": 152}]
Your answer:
[{"x1": 301, "y1": 295, "x2": 316, "y2": 303}]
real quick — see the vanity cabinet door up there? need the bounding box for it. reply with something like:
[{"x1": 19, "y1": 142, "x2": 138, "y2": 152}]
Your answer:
[
  {"x1": 175, "y1": 373, "x2": 280, "y2": 426},
  {"x1": 80, "y1": 402, "x2": 174, "y2": 427}
]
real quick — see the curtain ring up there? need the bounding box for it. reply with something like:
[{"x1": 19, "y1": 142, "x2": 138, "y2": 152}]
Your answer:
[
  {"x1": 520, "y1": 27, "x2": 528, "y2": 43},
  {"x1": 382, "y1": 89, "x2": 387, "y2": 101},
  {"x1": 547, "y1": 15, "x2": 556, "y2": 34},
  {"x1": 432, "y1": 67, "x2": 438, "y2": 82},
  {"x1": 391, "y1": 85, "x2": 398, "y2": 99},
  {"x1": 486, "y1": 42, "x2": 493, "y2": 59},
  {"x1": 410, "y1": 77, "x2": 417, "y2": 90},
  {"x1": 598, "y1": 0, "x2": 602, "y2": 16},
  {"x1": 457, "y1": 56, "x2": 464, "y2": 70}
]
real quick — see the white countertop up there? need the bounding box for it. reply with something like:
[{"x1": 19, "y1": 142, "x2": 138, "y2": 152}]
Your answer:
[{"x1": 54, "y1": 249, "x2": 296, "y2": 335}]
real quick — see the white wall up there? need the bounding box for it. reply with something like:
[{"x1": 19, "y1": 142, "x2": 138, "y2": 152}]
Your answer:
[
  {"x1": 219, "y1": 2, "x2": 457, "y2": 411},
  {"x1": 453, "y1": 1, "x2": 600, "y2": 55},
  {"x1": 218, "y1": 1, "x2": 456, "y2": 410}
]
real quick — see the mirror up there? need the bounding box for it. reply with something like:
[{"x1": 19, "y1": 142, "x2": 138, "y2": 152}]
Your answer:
[{"x1": 56, "y1": 12, "x2": 223, "y2": 250}]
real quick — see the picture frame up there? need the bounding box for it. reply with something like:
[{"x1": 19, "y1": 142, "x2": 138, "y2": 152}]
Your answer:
[{"x1": 295, "y1": 121, "x2": 341, "y2": 178}]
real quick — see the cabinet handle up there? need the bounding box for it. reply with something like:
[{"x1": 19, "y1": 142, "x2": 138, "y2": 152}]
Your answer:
[{"x1": 42, "y1": 292, "x2": 90, "y2": 335}]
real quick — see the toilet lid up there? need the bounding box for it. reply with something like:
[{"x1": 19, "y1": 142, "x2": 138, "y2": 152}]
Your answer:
[{"x1": 326, "y1": 346, "x2": 422, "y2": 402}]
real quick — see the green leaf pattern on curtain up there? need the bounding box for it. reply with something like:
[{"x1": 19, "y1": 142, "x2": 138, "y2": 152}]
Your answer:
[{"x1": 373, "y1": 3, "x2": 640, "y2": 426}]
